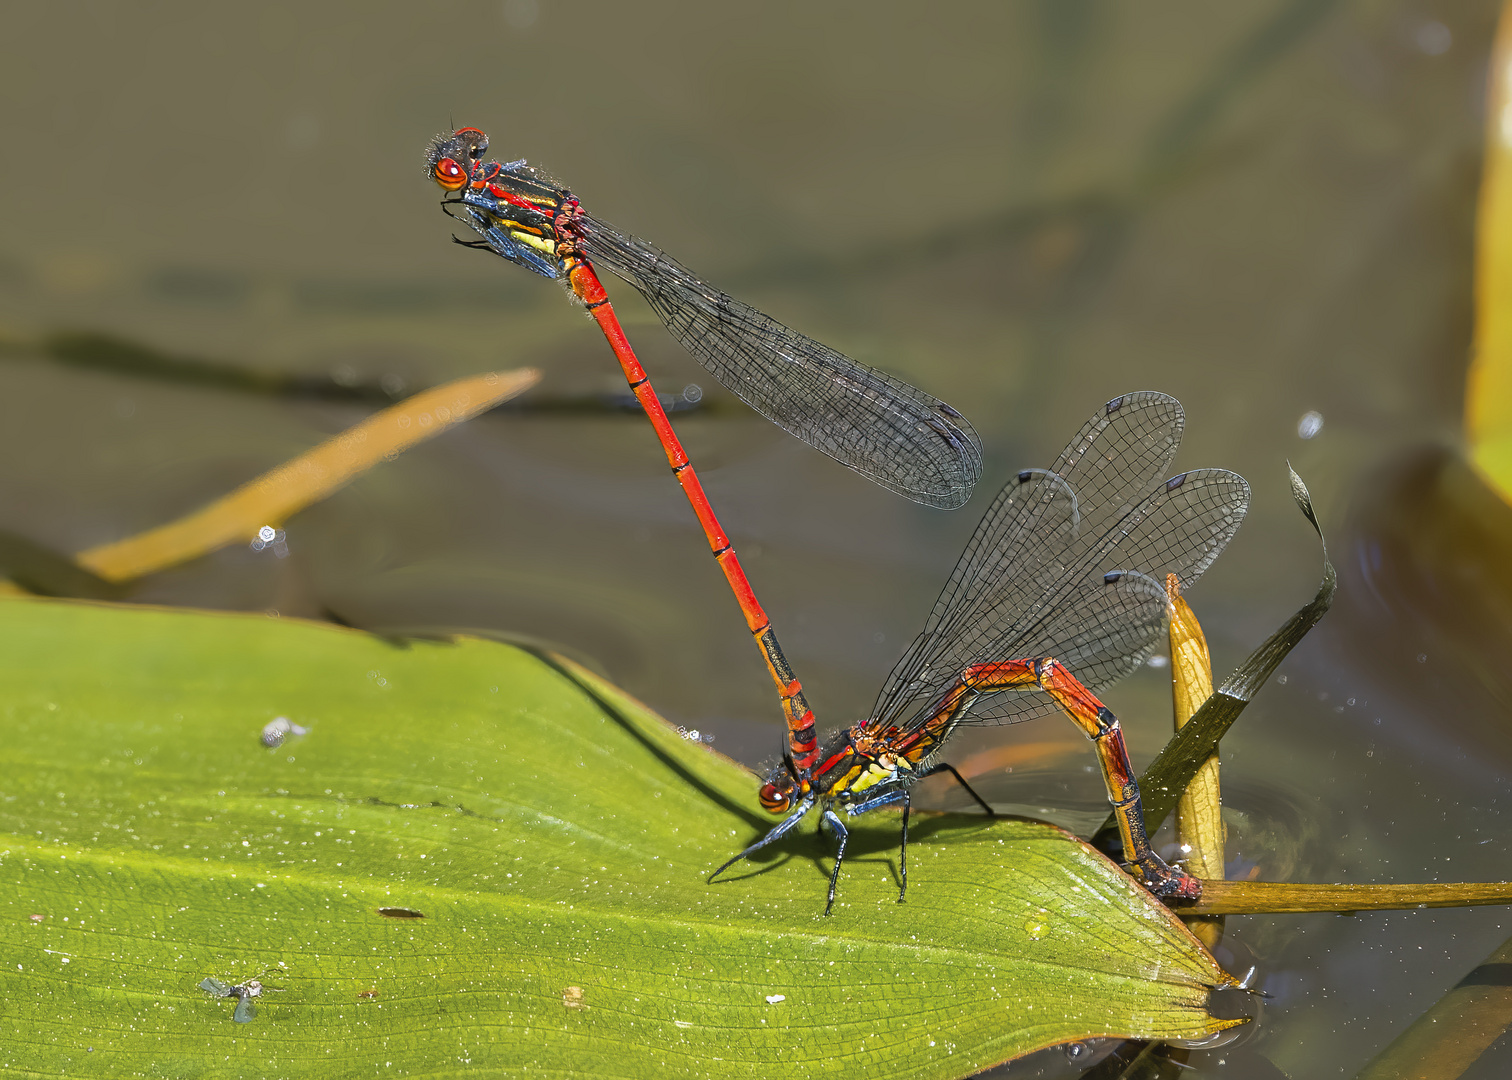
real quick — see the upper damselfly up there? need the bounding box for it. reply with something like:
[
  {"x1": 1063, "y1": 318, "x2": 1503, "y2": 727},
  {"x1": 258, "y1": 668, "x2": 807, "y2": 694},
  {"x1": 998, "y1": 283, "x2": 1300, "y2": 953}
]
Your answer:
[
  {"x1": 426, "y1": 126, "x2": 980, "y2": 761},
  {"x1": 711, "y1": 392, "x2": 1249, "y2": 913},
  {"x1": 426, "y1": 128, "x2": 982, "y2": 508}
]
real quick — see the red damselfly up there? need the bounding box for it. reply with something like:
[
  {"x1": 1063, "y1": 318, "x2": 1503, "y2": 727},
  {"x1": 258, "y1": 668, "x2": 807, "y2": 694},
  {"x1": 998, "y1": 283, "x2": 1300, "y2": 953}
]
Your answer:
[
  {"x1": 711, "y1": 392, "x2": 1249, "y2": 913},
  {"x1": 426, "y1": 126, "x2": 981, "y2": 760}
]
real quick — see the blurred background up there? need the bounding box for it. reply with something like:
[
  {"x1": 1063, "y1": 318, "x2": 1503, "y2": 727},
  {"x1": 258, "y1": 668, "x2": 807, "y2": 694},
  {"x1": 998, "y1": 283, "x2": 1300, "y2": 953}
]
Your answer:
[{"x1": 2, "y1": 1, "x2": 1510, "y2": 1075}]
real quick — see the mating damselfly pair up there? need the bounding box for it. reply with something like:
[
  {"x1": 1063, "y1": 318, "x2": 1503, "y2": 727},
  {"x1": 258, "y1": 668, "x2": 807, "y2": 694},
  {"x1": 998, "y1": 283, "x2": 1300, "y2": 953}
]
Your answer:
[{"x1": 427, "y1": 128, "x2": 1247, "y2": 912}]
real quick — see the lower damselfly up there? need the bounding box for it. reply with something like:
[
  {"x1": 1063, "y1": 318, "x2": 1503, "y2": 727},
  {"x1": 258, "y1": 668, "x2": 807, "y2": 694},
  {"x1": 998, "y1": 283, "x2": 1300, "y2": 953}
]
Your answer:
[{"x1": 711, "y1": 392, "x2": 1249, "y2": 913}]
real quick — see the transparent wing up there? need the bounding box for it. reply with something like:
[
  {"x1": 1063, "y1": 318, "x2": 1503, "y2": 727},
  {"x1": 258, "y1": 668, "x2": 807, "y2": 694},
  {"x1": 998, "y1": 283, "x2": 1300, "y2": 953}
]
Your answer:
[
  {"x1": 867, "y1": 391, "x2": 1249, "y2": 730},
  {"x1": 962, "y1": 468, "x2": 1249, "y2": 727},
  {"x1": 576, "y1": 216, "x2": 984, "y2": 509},
  {"x1": 871, "y1": 392, "x2": 1185, "y2": 722}
]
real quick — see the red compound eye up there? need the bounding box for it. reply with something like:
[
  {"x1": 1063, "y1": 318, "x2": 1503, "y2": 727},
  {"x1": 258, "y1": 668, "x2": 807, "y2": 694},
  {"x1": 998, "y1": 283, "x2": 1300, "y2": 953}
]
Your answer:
[
  {"x1": 758, "y1": 783, "x2": 790, "y2": 814},
  {"x1": 433, "y1": 157, "x2": 468, "y2": 191}
]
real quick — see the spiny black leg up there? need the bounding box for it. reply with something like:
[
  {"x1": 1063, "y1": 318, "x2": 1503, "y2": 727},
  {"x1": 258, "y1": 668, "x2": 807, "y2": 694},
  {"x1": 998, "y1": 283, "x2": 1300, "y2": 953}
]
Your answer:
[
  {"x1": 898, "y1": 792, "x2": 911, "y2": 903},
  {"x1": 820, "y1": 809, "x2": 849, "y2": 916},
  {"x1": 920, "y1": 762, "x2": 996, "y2": 817}
]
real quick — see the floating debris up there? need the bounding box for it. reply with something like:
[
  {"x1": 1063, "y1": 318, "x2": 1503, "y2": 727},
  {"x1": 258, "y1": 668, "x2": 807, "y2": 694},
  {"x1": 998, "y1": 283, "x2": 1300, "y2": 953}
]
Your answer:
[
  {"x1": 376, "y1": 907, "x2": 426, "y2": 919},
  {"x1": 200, "y1": 976, "x2": 264, "y2": 1024},
  {"x1": 250, "y1": 525, "x2": 289, "y2": 559},
  {"x1": 261, "y1": 717, "x2": 309, "y2": 748}
]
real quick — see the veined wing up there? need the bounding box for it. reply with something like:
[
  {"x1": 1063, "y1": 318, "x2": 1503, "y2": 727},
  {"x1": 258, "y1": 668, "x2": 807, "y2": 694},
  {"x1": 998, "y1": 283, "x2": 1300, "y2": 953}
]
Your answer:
[
  {"x1": 575, "y1": 215, "x2": 983, "y2": 509},
  {"x1": 868, "y1": 392, "x2": 1247, "y2": 731},
  {"x1": 958, "y1": 467, "x2": 1249, "y2": 727}
]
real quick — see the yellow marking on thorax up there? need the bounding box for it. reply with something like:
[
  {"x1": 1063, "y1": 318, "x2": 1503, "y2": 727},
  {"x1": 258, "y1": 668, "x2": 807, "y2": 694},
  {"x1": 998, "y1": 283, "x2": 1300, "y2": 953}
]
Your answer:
[
  {"x1": 510, "y1": 229, "x2": 558, "y2": 256},
  {"x1": 846, "y1": 755, "x2": 907, "y2": 796},
  {"x1": 496, "y1": 219, "x2": 544, "y2": 237},
  {"x1": 827, "y1": 762, "x2": 868, "y2": 795}
]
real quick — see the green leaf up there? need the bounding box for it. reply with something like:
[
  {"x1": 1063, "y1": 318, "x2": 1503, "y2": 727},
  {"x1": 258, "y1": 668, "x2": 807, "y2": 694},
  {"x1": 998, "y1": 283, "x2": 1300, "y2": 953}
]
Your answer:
[{"x1": 0, "y1": 597, "x2": 1234, "y2": 1078}]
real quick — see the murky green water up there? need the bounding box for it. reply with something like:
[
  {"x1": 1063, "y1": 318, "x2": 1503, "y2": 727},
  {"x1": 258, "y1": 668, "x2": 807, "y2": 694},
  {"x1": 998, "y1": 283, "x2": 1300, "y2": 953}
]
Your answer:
[{"x1": 2, "y1": 1, "x2": 1510, "y2": 1075}]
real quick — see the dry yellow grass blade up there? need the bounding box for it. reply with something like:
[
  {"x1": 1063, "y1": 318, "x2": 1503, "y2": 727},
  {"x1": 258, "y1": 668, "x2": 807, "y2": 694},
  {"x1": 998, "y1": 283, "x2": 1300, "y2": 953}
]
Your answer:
[
  {"x1": 1168, "y1": 575, "x2": 1222, "y2": 879},
  {"x1": 74, "y1": 368, "x2": 539, "y2": 583},
  {"x1": 1467, "y1": 0, "x2": 1512, "y2": 501},
  {"x1": 1168, "y1": 574, "x2": 1224, "y2": 949}
]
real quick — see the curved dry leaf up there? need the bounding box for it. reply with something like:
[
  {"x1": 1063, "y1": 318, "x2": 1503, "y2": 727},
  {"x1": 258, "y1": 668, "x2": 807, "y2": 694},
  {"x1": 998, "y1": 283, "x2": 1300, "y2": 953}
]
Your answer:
[
  {"x1": 73, "y1": 368, "x2": 539, "y2": 583},
  {"x1": 1467, "y1": 0, "x2": 1512, "y2": 502}
]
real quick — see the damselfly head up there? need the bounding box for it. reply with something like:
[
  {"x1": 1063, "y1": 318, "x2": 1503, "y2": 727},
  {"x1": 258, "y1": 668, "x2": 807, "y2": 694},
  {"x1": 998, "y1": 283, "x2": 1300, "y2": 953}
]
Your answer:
[
  {"x1": 426, "y1": 127, "x2": 490, "y2": 191},
  {"x1": 757, "y1": 733, "x2": 804, "y2": 814},
  {"x1": 758, "y1": 779, "x2": 791, "y2": 814},
  {"x1": 758, "y1": 752, "x2": 801, "y2": 813}
]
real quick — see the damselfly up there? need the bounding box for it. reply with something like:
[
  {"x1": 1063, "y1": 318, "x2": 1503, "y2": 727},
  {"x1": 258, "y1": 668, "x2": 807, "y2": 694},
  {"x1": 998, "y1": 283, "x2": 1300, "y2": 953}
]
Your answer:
[
  {"x1": 426, "y1": 129, "x2": 982, "y2": 508},
  {"x1": 711, "y1": 392, "x2": 1249, "y2": 913},
  {"x1": 426, "y1": 126, "x2": 980, "y2": 757}
]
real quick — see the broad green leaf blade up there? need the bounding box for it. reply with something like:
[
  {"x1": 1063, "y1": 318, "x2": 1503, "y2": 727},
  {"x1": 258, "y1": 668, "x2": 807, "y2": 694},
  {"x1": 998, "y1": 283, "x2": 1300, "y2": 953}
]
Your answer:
[
  {"x1": 0, "y1": 598, "x2": 1233, "y2": 1078},
  {"x1": 74, "y1": 368, "x2": 540, "y2": 583}
]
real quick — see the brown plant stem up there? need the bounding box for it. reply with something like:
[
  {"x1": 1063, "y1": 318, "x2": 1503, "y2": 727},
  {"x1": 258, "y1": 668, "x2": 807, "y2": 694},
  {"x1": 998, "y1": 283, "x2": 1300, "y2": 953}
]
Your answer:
[{"x1": 1184, "y1": 880, "x2": 1512, "y2": 915}]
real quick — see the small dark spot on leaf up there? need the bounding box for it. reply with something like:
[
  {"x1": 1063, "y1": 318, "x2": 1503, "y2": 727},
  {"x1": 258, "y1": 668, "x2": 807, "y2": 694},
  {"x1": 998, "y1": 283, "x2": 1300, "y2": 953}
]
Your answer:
[
  {"x1": 358, "y1": 988, "x2": 379, "y2": 1000},
  {"x1": 376, "y1": 906, "x2": 426, "y2": 918}
]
